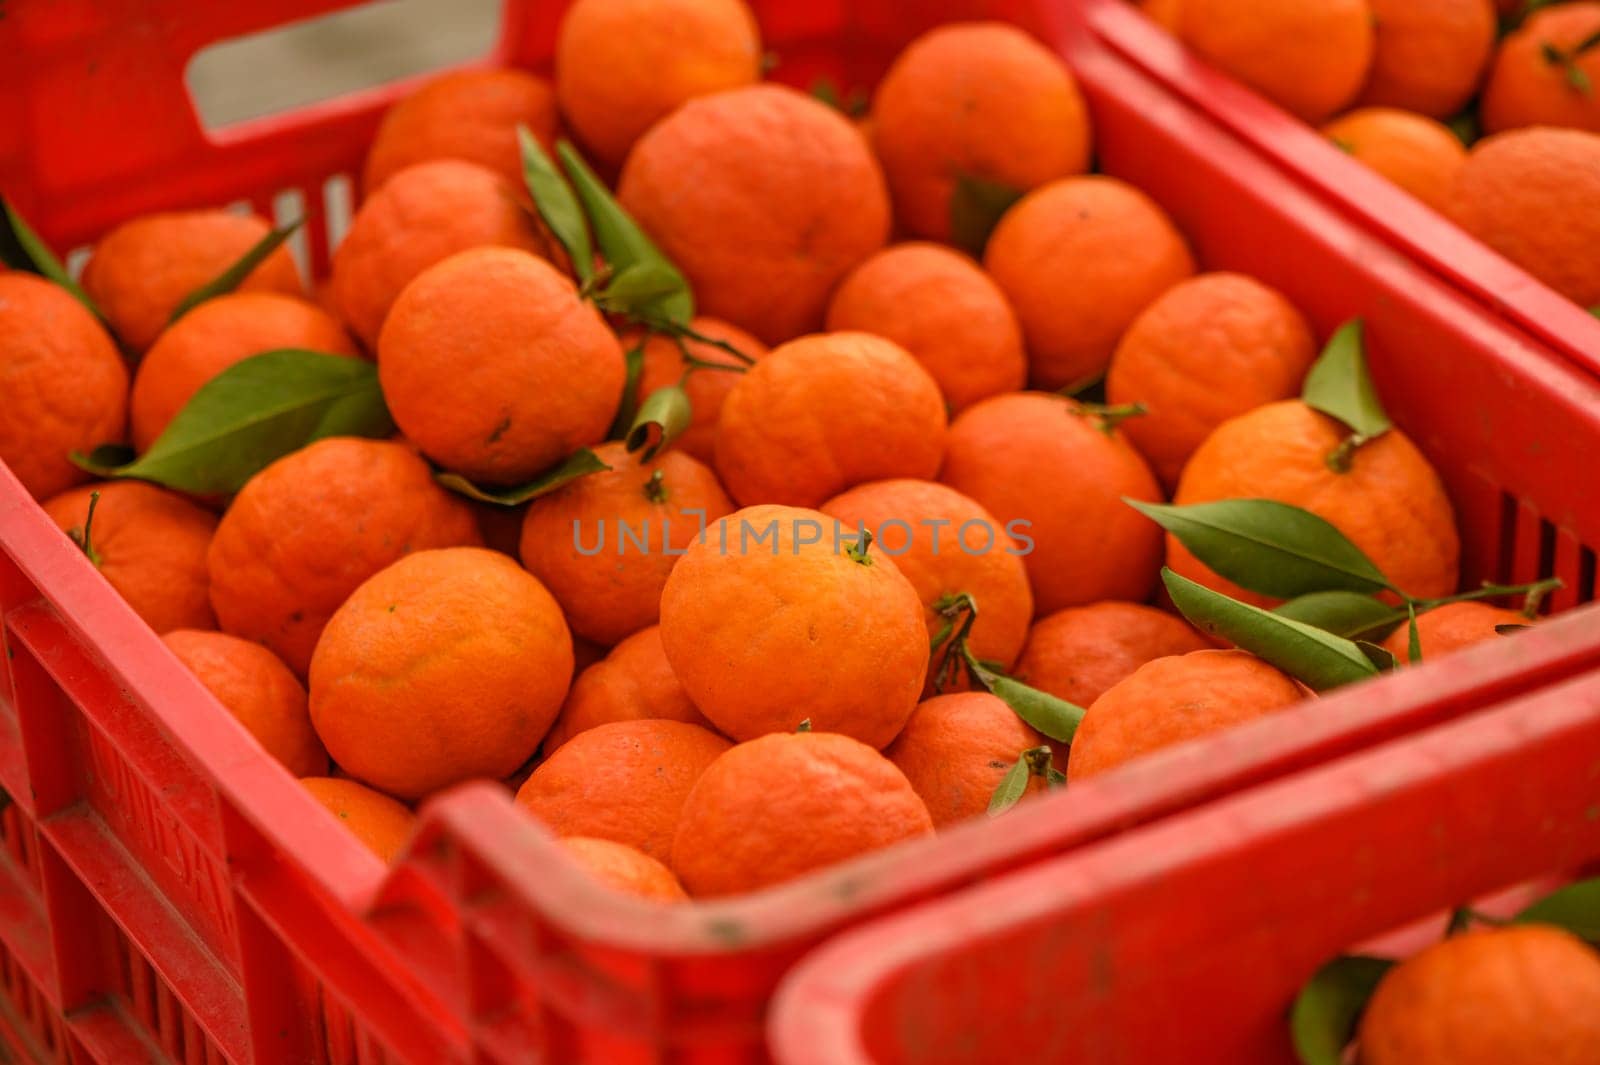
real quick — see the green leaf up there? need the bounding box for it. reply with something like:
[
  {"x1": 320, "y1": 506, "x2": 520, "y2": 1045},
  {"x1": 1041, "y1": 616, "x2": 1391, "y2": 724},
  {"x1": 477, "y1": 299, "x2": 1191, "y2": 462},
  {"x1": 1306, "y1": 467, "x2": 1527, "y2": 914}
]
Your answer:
[
  {"x1": 73, "y1": 443, "x2": 136, "y2": 475},
  {"x1": 1446, "y1": 109, "x2": 1481, "y2": 147},
  {"x1": 556, "y1": 140, "x2": 693, "y2": 326},
  {"x1": 1514, "y1": 877, "x2": 1600, "y2": 942},
  {"x1": 168, "y1": 219, "x2": 301, "y2": 324},
  {"x1": 949, "y1": 174, "x2": 1023, "y2": 258},
  {"x1": 1589, "y1": 306, "x2": 1600, "y2": 320},
  {"x1": 1496, "y1": 623, "x2": 1533, "y2": 636},
  {"x1": 1303, "y1": 320, "x2": 1393, "y2": 443},
  {"x1": 1274, "y1": 591, "x2": 1407, "y2": 640},
  {"x1": 810, "y1": 77, "x2": 843, "y2": 110},
  {"x1": 1357, "y1": 641, "x2": 1399, "y2": 672},
  {"x1": 1568, "y1": 64, "x2": 1594, "y2": 96},
  {"x1": 73, "y1": 350, "x2": 390, "y2": 494},
  {"x1": 981, "y1": 671, "x2": 1086, "y2": 745},
  {"x1": 1406, "y1": 601, "x2": 1423, "y2": 664},
  {"x1": 607, "y1": 340, "x2": 648, "y2": 440},
  {"x1": 1163, "y1": 569, "x2": 1381, "y2": 692},
  {"x1": 600, "y1": 262, "x2": 685, "y2": 309},
  {"x1": 625, "y1": 385, "x2": 692, "y2": 462},
  {"x1": 1127, "y1": 498, "x2": 1394, "y2": 599},
  {"x1": 1290, "y1": 956, "x2": 1394, "y2": 1065},
  {"x1": 434, "y1": 447, "x2": 610, "y2": 506},
  {"x1": 986, "y1": 756, "x2": 1030, "y2": 817},
  {"x1": 518, "y1": 125, "x2": 593, "y2": 286},
  {"x1": 1574, "y1": 27, "x2": 1600, "y2": 56},
  {"x1": 1, "y1": 197, "x2": 104, "y2": 321}
]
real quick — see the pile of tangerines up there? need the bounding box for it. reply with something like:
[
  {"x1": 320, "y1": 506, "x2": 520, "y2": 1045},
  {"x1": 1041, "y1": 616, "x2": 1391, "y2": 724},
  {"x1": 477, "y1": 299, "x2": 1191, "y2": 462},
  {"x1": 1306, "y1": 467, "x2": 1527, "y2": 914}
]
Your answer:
[
  {"x1": 1143, "y1": 0, "x2": 1600, "y2": 311},
  {"x1": 2, "y1": 1, "x2": 1596, "y2": 1059}
]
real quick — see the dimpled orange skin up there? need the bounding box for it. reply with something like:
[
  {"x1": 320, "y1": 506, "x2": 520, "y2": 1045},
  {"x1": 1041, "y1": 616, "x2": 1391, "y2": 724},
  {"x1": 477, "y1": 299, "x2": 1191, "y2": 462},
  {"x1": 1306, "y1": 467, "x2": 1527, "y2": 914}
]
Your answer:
[
  {"x1": 162, "y1": 630, "x2": 329, "y2": 777},
  {"x1": 672, "y1": 731, "x2": 934, "y2": 897},
  {"x1": 1012, "y1": 602, "x2": 1211, "y2": 708},
  {"x1": 0, "y1": 274, "x2": 128, "y2": 501},
  {"x1": 516, "y1": 719, "x2": 730, "y2": 863},
  {"x1": 1107, "y1": 272, "x2": 1315, "y2": 489},
  {"x1": 1447, "y1": 128, "x2": 1600, "y2": 307},
  {"x1": 559, "y1": 837, "x2": 688, "y2": 902},
  {"x1": 378, "y1": 247, "x2": 624, "y2": 485},
  {"x1": 618, "y1": 85, "x2": 891, "y2": 345},
  {"x1": 206, "y1": 437, "x2": 482, "y2": 677},
  {"x1": 362, "y1": 68, "x2": 560, "y2": 194},
  {"x1": 940, "y1": 393, "x2": 1165, "y2": 617},
  {"x1": 1356, "y1": 0, "x2": 1496, "y2": 119},
  {"x1": 984, "y1": 176, "x2": 1196, "y2": 391},
  {"x1": 1320, "y1": 109, "x2": 1469, "y2": 213},
  {"x1": 1141, "y1": 0, "x2": 1183, "y2": 30},
  {"x1": 330, "y1": 160, "x2": 548, "y2": 349},
  {"x1": 1382, "y1": 601, "x2": 1534, "y2": 660},
  {"x1": 542, "y1": 625, "x2": 712, "y2": 752},
  {"x1": 713, "y1": 332, "x2": 947, "y2": 509},
  {"x1": 1172, "y1": 401, "x2": 1461, "y2": 608},
  {"x1": 825, "y1": 243, "x2": 1027, "y2": 413},
  {"x1": 1176, "y1": 0, "x2": 1375, "y2": 124},
  {"x1": 820, "y1": 479, "x2": 1034, "y2": 688},
  {"x1": 658, "y1": 504, "x2": 930, "y2": 748},
  {"x1": 518, "y1": 442, "x2": 734, "y2": 646},
  {"x1": 1358, "y1": 925, "x2": 1600, "y2": 1065},
  {"x1": 868, "y1": 22, "x2": 1092, "y2": 242},
  {"x1": 81, "y1": 210, "x2": 303, "y2": 355},
  {"x1": 131, "y1": 293, "x2": 359, "y2": 452},
  {"x1": 311, "y1": 547, "x2": 573, "y2": 800},
  {"x1": 44, "y1": 482, "x2": 218, "y2": 633},
  {"x1": 1067, "y1": 649, "x2": 1306, "y2": 780},
  {"x1": 300, "y1": 777, "x2": 417, "y2": 864},
  {"x1": 555, "y1": 0, "x2": 762, "y2": 167},
  {"x1": 885, "y1": 693, "x2": 1056, "y2": 828},
  {"x1": 632, "y1": 317, "x2": 768, "y2": 465},
  {"x1": 1482, "y1": 3, "x2": 1600, "y2": 135}
]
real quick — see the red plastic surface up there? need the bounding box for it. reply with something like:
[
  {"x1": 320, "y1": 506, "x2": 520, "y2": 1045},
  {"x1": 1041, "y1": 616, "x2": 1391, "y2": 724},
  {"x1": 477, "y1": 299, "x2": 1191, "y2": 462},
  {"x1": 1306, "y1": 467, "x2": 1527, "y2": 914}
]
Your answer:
[
  {"x1": 769, "y1": 667, "x2": 1600, "y2": 1065},
  {"x1": 3, "y1": 1, "x2": 1600, "y2": 1063},
  {"x1": 1086, "y1": 0, "x2": 1600, "y2": 378}
]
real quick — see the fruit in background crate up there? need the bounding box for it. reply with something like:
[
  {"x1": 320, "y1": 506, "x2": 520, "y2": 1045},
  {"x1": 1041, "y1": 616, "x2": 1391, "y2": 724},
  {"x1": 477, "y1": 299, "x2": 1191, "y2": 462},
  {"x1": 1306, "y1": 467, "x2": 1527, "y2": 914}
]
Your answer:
[
  {"x1": 617, "y1": 84, "x2": 890, "y2": 344},
  {"x1": 330, "y1": 159, "x2": 550, "y2": 348},
  {"x1": 820, "y1": 479, "x2": 1034, "y2": 690},
  {"x1": 162, "y1": 630, "x2": 328, "y2": 777},
  {"x1": 825, "y1": 242, "x2": 1027, "y2": 413},
  {"x1": 1355, "y1": 0, "x2": 1497, "y2": 120},
  {"x1": 43, "y1": 481, "x2": 218, "y2": 633},
  {"x1": 1169, "y1": 400, "x2": 1461, "y2": 607},
  {"x1": 309, "y1": 547, "x2": 572, "y2": 800},
  {"x1": 1380, "y1": 600, "x2": 1536, "y2": 660},
  {"x1": 516, "y1": 719, "x2": 731, "y2": 864},
  {"x1": 1011, "y1": 601, "x2": 1211, "y2": 708},
  {"x1": 1174, "y1": 0, "x2": 1376, "y2": 123},
  {"x1": 555, "y1": 0, "x2": 762, "y2": 167},
  {"x1": 206, "y1": 437, "x2": 482, "y2": 677},
  {"x1": 1319, "y1": 108, "x2": 1468, "y2": 213},
  {"x1": 658, "y1": 504, "x2": 928, "y2": 748},
  {"x1": 518, "y1": 441, "x2": 734, "y2": 645},
  {"x1": 1447, "y1": 127, "x2": 1600, "y2": 308},
  {"x1": 867, "y1": 22, "x2": 1091, "y2": 244},
  {"x1": 984, "y1": 176, "x2": 1196, "y2": 391},
  {"x1": 0, "y1": 273, "x2": 127, "y2": 500},
  {"x1": 363, "y1": 68, "x2": 560, "y2": 194},
  {"x1": 631, "y1": 317, "x2": 767, "y2": 465},
  {"x1": 1106, "y1": 271, "x2": 1317, "y2": 489},
  {"x1": 1481, "y1": 2, "x2": 1600, "y2": 135},
  {"x1": 559, "y1": 837, "x2": 688, "y2": 903},
  {"x1": 1066, "y1": 649, "x2": 1306, "y2": 780},
  {"x1": 671, "y1": 730, "x2": 934, "y2": 898},
  {"x1": 1138, "y1": 0, "x2": 1182, "y2": 31},
  {"x1": 300, "y1": 777, "x2": 417, "y2": 864},
  {"x1": 713, "y1": 332, "x2": 947, "y2": 508},
  {"x1": 542, "y1": 625, "x2": 711, "y2": 753},
  {"x1": 130, "y1": 292, "x2": 359, "y2": 452},
  {"x1": 886, "y1": 692, "x2": 1062, "y2": 828},
  {"x1": 80, "y1": 210, "x2": 302, "y2": 355},
  {"x1": 378, "y1": 246, "x2": 625, "y2": 485},
  {"x1": 940, "y1": 392, "x2": 1164, "y2": 615}
]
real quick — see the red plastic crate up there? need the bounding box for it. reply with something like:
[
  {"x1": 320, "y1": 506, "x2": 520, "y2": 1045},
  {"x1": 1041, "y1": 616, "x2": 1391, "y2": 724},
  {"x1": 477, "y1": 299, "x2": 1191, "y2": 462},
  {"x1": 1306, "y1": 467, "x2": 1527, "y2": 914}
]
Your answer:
[
  {"x1": 1087, "y1": 0, "x2": 1600, "y2": 377},
  {"x1": 4, "y1": 1, "x2": 1600, "y2": 1063},
  {"x1": 768, "y1": 662, "x2": 1600, "y2": 1065}
]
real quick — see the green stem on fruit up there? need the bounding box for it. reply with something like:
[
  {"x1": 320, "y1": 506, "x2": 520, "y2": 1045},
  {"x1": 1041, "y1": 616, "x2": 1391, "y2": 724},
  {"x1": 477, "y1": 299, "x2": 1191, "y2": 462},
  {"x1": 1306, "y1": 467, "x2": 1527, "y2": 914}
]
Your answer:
[{"x1": 70, "y1": 490, "x2": 103, "y2": 567}]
